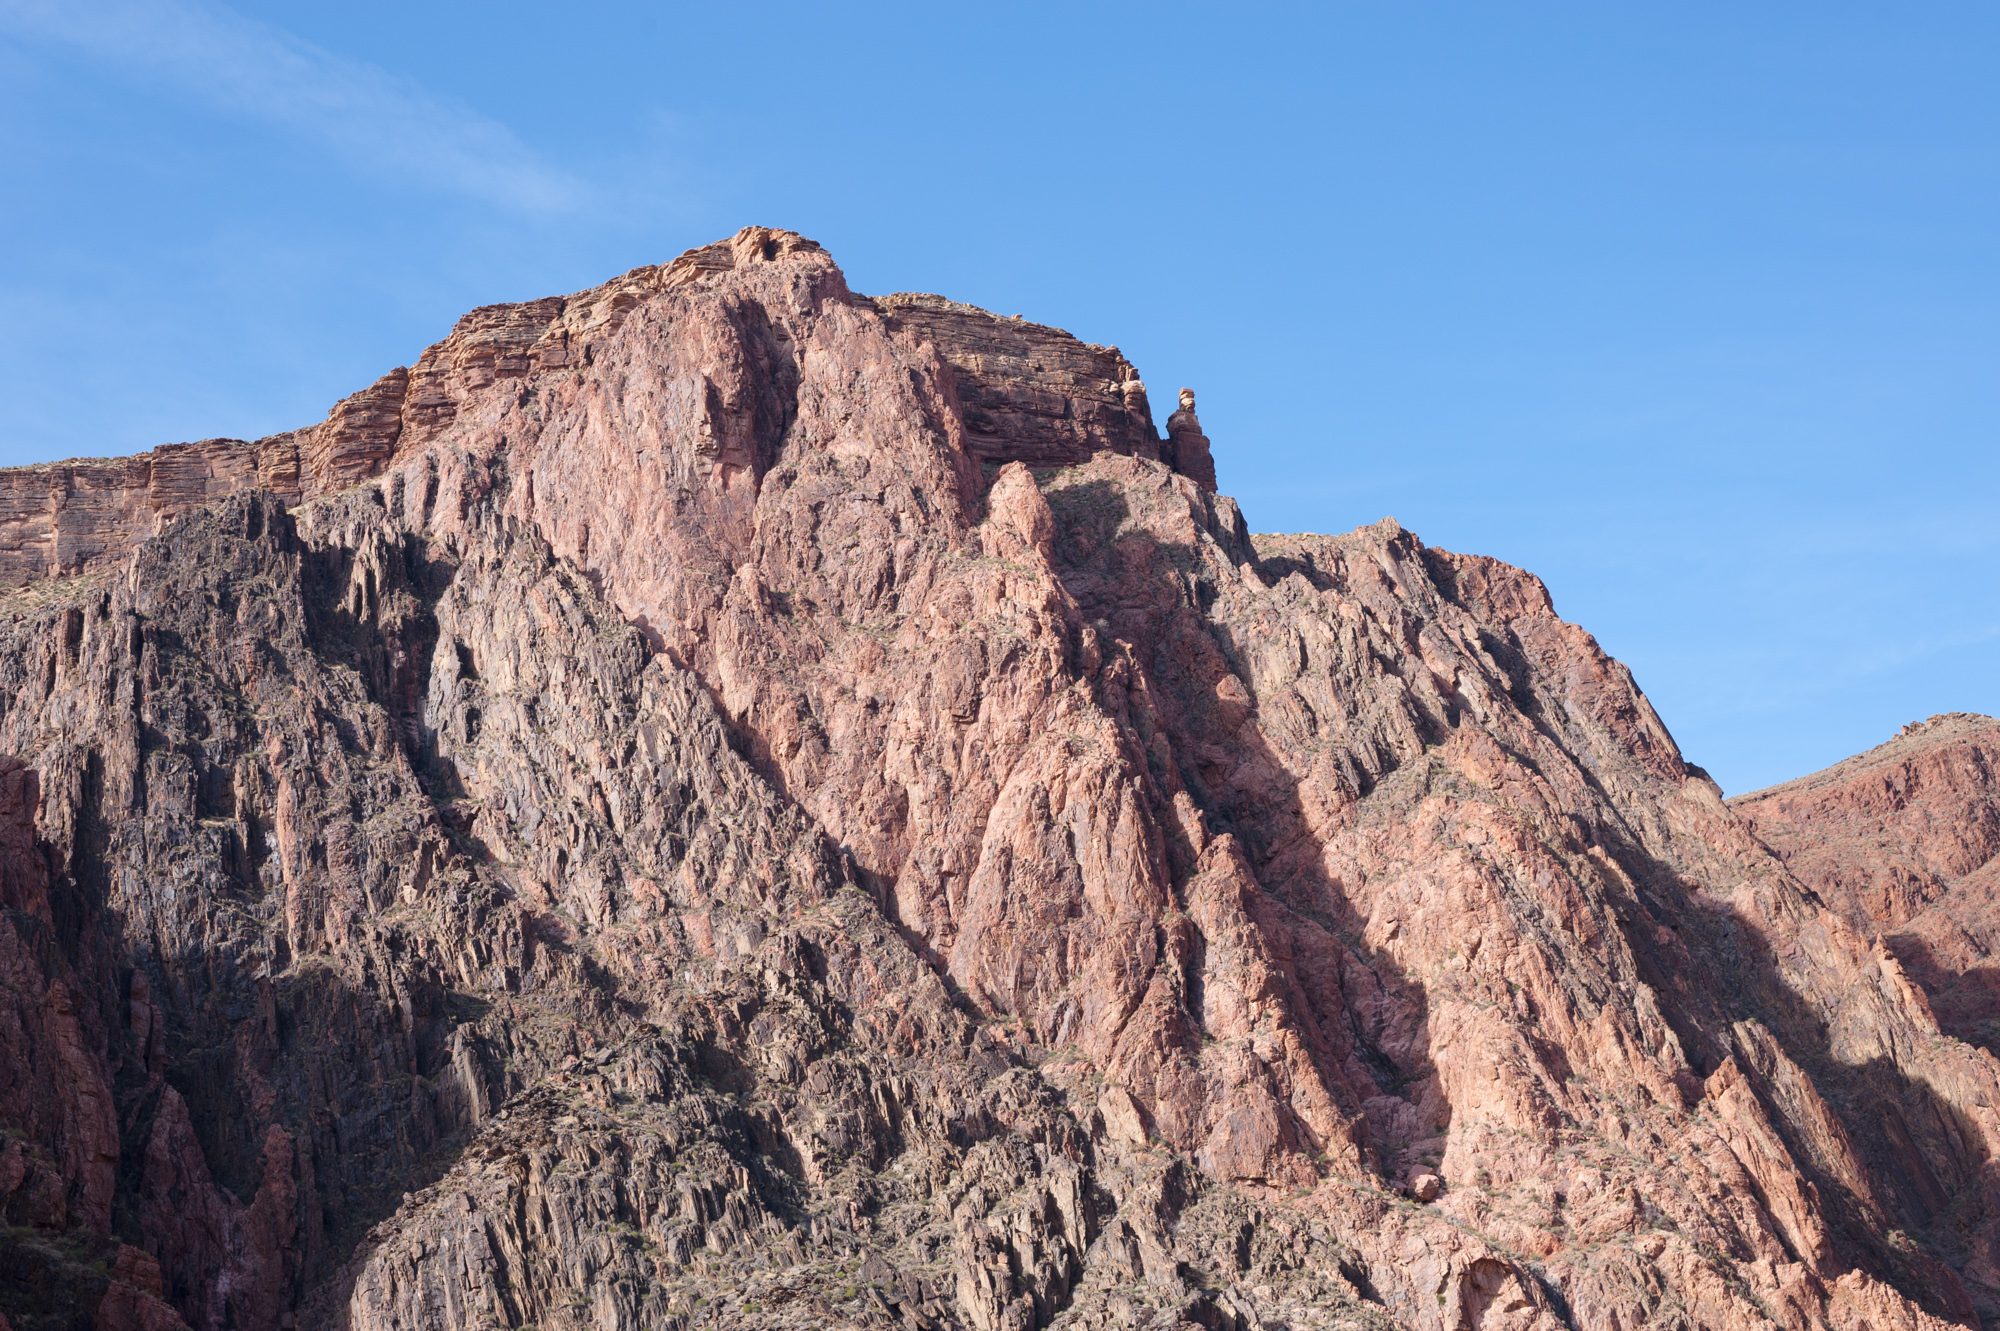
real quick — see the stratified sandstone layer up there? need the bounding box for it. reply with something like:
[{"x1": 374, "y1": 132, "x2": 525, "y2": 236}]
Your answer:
[{"x1": 0, "y1": 228, "x2": 1991, "y2": 1331}]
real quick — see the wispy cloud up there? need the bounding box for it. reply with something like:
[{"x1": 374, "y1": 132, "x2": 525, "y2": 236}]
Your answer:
[{"x1": 0, "y1": 0, "x2": 586, "y2": 213}]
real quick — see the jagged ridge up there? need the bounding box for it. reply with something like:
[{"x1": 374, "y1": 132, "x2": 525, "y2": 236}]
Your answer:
[{"x1": 0, "y1": 229, "x2": 1991, "y2": 1331}]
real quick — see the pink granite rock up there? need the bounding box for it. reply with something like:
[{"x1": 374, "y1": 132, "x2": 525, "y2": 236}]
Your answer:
[{"x1": 0, "y1": 229, "x2": 1983, "y2": 1331}]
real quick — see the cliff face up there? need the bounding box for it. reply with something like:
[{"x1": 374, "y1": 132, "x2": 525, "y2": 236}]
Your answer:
[
  {"x1": 0, "y1": 227, "x2": 1992, "y2": 1331},
  {"x1": 0, "y1": 233, "x2": 1199, "y2": 594}
]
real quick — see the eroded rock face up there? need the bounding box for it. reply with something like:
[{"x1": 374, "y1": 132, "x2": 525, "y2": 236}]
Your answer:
[
  {"x1": 0, "y1": 231, "x2": 1211, "y2": 596},
  {"x1": 872, "y1": 293, "x2": 1163, "y2": 472},
  {"x1": 1733, "y1": 714, "x2": 2000, "y2": 1049},
  {"x1": 1732, "y1": 714, "x2": 2000, "y2": 932},
  {"x1": 1162, "y1": 389, "x2": 1217, "y2": 493},
  {"x1": 0, "y1": 228, "x2": 1989, "y2": 1330}
]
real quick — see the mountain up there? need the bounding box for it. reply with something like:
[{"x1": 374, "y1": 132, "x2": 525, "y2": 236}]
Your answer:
[
  {"x1": 0, "y1": 227, "x2": 1993, "y2": 1331},
  {"x1": 1733, "y1": 714, "x2": 2000, "y2": 1057}
]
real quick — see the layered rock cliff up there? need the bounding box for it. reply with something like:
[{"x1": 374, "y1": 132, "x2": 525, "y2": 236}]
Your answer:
[{"x1": 0, "y1": 228, "x2": 1993, "y2": 1330}]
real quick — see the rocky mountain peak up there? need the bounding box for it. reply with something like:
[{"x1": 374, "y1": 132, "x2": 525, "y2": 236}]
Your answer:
[
  {"x1": 0, "y1": 231, "x2": 1991, "y2": 1331},
  {"x1": 0, "y1": 230, "x2": 1209, "y2": 597}
]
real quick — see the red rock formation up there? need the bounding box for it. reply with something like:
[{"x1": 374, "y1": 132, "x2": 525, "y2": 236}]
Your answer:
[
  {"x1": 1162, "y1": 388, "x2": 1218, "y2": 492},
  {"x1": 1733, "y1": 714, "x2": 2000, "y2": 928},
  {"x1": 873, "y1": 293, "x2": 1163, "y2": 471},
  {"x1": 0, "y1": 438, "x2": 292, "y2": 586},
  {"x1": 1734, "y1": 713, "x2": 2000, "y2": 1050},
  {"x1": 0, "y1": 230, "x2": 1213, "y2": 594},
  {"x1": 0, "y1": 228, "x2": 1987, "y2": 1330}
]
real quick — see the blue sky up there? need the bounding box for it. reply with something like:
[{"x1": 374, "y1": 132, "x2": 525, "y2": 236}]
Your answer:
[{"x1": 1, "y1": 1, "x2": 1993, "y2": 794}]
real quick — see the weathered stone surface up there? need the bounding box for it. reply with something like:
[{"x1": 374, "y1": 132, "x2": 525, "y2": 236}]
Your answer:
[
  {"x1": 1733, "y1": 713, "x2": 2000, "y2": 932},
  {"x1": 0, "y1": 229, "x2": 1208, "y2": 594},
  {"x1": 0, "y1": 228, "x2": 1987, "y2": 1330},
  {"x1": 1162, "y1": 388, "x2": 1217, "y2": 492},
  {"x1": 1733, "y1": 712, "x2": 2000, "y2": 1048},
  {"x1": 873, "y1": 293, "x2": 1167, "y2": 475},
  {"x1": 0, "y1": 438, "x2": 294, "y2": 586}
]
